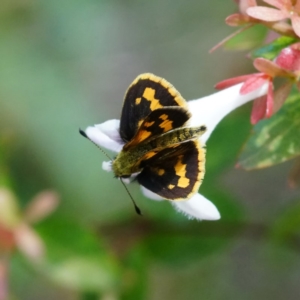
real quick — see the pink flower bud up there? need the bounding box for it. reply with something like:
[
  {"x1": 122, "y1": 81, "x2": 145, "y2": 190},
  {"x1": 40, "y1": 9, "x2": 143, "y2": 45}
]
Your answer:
[{"x1": 275, "y1": 46, "x2": 300, "y2": 71}]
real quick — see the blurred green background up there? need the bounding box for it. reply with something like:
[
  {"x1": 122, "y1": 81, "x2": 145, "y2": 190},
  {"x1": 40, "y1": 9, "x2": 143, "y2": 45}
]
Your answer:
[{"x1": 1, "y1": 0, "x2": 300, "y2": 299}]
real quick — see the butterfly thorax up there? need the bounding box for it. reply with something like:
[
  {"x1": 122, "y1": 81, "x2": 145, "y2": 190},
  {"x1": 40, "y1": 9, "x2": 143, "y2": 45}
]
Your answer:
[{"x1": 112, "y1": 125, "x2": 206, "y2": 178}]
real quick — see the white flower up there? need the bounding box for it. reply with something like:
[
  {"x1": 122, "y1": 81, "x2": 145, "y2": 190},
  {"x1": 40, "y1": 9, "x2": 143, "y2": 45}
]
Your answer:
[{"x1": 82, "y1": 82, "x2": 268, "y2": 221}]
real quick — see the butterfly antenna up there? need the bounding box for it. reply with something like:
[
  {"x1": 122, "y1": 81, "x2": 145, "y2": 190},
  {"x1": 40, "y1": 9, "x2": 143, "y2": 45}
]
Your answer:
[
  {"x1": 120, "y1": 178, "x2": 142, "y2": 216},
  {"x1": 79, "y1": 129, "x2": 112, "y2": 161},
  {"x1": 79, "y1": 129, "x2": 141, "y2": 215}
]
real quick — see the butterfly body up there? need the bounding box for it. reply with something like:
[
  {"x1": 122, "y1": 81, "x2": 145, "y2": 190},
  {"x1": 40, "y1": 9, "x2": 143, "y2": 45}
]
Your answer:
[
  {"x1": 112, "y1": 123, "x2": 206, "y2": 178},
  {"x1": 81, "y1": 73, "x2": 207, "y2": 201},
  {"x1": 113, "y1": 73, "x2": 207, "y2": 200}
]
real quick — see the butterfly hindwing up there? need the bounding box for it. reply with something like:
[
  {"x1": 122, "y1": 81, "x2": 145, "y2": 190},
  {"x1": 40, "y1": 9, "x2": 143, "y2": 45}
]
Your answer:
[
  {"x1": 137, "y1": 140, "x2": 205, "y2": 200},
  {"x1": 123, "y1": 107, "x2": 191, "y2": 150},
  {"x1": 120, "y1": 73, "x2": 188, "y2": 143}
]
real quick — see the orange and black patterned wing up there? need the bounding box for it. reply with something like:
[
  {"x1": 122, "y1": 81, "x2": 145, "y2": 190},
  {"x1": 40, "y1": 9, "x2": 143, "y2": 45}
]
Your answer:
[
  {"x1": 120, "y1": 73, "x2": 188, "y2": 143},
  {"x1": 137, "y1": 140, "x2": 205, "y2": 200},
  {"x1": 123, "y1": 107, "x2": 190, "y2": 150}
]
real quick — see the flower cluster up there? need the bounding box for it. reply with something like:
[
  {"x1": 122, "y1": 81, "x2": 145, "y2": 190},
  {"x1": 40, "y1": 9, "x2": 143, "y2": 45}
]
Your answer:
[
  {"x1": 216, "y1": 44, "x2": 300, "y2": 123},
  {"x1": 214, "y1": 0, "x2": 300, "y2": 124},
  {"x1": 247, "y1": 0, "x2": 300, "y2": 37},
  {"x1": 226, "y1": 0, "x2": 299, "y2": 38}
]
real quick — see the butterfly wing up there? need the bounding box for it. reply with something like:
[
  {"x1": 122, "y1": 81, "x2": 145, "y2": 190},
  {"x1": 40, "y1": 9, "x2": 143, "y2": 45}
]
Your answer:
[
  {"x1": 123, "y1": 106, "x2": 190, "y2": 150},
  {"x1": 137, "y1": 140, "x2": 205, "y2": 200},
  {"x1": 120, "y1": 73, "x2": 188, "y2": 143}
]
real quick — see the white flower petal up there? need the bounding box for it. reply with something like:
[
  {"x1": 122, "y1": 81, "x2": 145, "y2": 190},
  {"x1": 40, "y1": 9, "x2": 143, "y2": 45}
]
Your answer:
[
  {"x1": 85, "y1": 123, "x2": 124, "y2": 153},
  {"x1": 120, "y1": 177, "x2": 131, "y2": 184},
  {"x1": 188, "y1": 83, "x2": 268, "y2": 143},
  {"x1": 172, "y1": 193, "x2": 220, "y2": 220},
  {"x1": 140, "y1": 186, "x2": 164, "y2": 201},
  {"x1": 102, "y1": 161, "x2": 112, "y2": 172},
  {"x1": 95, "y1": 119, "x2": 122, "y2": 144}
]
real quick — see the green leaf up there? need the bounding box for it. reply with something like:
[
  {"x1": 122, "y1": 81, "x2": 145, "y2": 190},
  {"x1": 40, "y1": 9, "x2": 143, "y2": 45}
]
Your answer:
[
  {"x1": 0, "y1": 133, "x2": 14, "y2": 188},
  {"x1": 80, "y1": 292, "x2": 101, "y2": 300},
  {"x1": 35, "y1": 216, "x2": 120, "y2": 293},
  {"x1": 270, "y1": 198, "x2": 300, "y2": 244},
  {"x1": 10, "y1": 253, "x2": 75, "y2": 300},
  {"x1": 200, "y1": 187, "x2": 244, "y2": 222},
  {"x1": 239, "y1": 91, "x2": 300, "y2": 169},
  {"x1": 142, "y1": 221, "x2": 239, "y2": 266},
  {"x1": 121, "y1": 245, "x2": 148, "y2": 300},
  {"x1": 206, "y1": 106, "x2": 252, "y2": 176},
  {"x1": 252, "y1": 36, "x2": 298, "y2": 60},
  {"x1": 145, "y1": 236, "x2": 223, "y2": 266},
  {"x1": 142, "y1": 170, "x2": 245, "y2": 265},
  {"x1": 224, "y1": 24, "x2": 268, "y2": 51}
]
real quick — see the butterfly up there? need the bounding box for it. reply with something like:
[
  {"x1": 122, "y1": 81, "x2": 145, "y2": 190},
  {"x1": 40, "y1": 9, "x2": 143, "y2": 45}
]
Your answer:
[{"x1": 80, "y1": 73, "x2": 206, "y2": 212}]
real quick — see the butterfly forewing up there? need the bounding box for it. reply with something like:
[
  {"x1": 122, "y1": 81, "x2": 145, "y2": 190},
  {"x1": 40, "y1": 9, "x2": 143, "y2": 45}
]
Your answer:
[
  {"x1": 120, "y1": 73, "x2": 188, "y2": 143},
  {"x1": 123, "y1": 106, "x2": 191, "y2": 150}
]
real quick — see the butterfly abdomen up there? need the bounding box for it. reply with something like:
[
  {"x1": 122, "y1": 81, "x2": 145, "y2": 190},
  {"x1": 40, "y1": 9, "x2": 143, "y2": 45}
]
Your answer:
[{"x1": 149, "y1": 125, "x2": 206, "y2": 149}]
